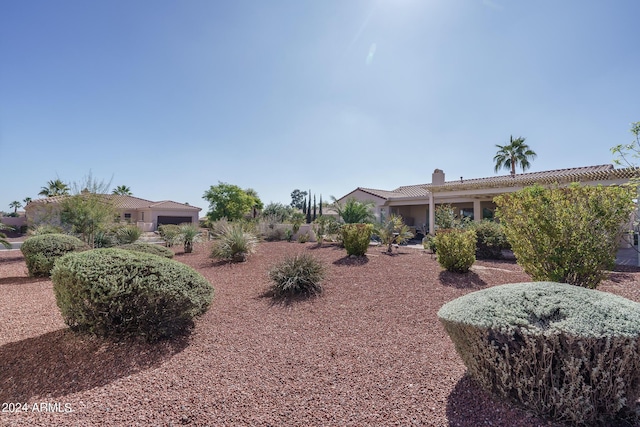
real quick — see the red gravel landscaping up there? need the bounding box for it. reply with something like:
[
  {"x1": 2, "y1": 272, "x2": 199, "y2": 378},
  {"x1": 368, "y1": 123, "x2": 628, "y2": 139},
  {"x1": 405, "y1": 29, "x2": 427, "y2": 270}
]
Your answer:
[{"x1": 1, "y1": 241, "x2": 639, "y2": 426}]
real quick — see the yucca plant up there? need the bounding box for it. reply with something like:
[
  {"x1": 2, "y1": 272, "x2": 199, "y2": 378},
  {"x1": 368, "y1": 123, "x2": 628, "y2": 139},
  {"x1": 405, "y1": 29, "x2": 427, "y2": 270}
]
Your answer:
[
  {"x1": 115, "y1": 224, "x2": 142, "y2": 245},
  {"x1": 268, "y1": 253, "x2": 326, "y2": 296},
  {"x1": 179, "y1": 223, "x2": 201, "y2": 253},
  {"x1": 376, "y1": 214, "x2": 414, "y2": 253},
  {"x1": 210, "y1": 222, "x2": 258, "y2": 262}
]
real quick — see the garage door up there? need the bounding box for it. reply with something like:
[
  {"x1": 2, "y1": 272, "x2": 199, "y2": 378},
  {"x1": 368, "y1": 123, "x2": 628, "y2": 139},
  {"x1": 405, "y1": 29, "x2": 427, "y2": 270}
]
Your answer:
[{"x1": 157, "y1": 216, "x2": 193, "y2": 226}]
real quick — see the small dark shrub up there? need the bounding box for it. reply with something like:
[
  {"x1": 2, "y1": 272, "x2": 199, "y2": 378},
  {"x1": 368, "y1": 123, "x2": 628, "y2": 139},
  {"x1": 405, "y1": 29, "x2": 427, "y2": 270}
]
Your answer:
[
  {"x1": 51, "y1": 248, "x2": 213, "y2": 341},
  {"x1": 422, "y1": 234, "x2": 437, "y2": 253},
  {"x1": 341, "y1": 223, "x2": 373, "y2": 256},
  {"x1": 268, "y1": 253, "x2": 326, "y2": 296},
  {"x1": 118, "y1": 242, "x2": 174, "y2": 259},
  {"x1": 434, "y1": 228, "x2": 476, "y2": 273},
  {"x1": 470, "y1": 220, "x2": 508, "y2": 259},
  {"x1": 438, "y1": 282, "x2": 640, "y2": 425},
  {"x1": 297, "y1": 232, "x2": 309, "y2": 243},
  {"x1": 21, "y1": 234, "x2": 87, "y2": 277}
]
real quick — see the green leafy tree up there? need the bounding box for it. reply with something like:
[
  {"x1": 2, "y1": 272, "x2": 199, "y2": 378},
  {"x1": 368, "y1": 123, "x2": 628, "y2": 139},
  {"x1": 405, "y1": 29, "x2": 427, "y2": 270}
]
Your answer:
[
  {"x1": 38, "y1": 179, "x2": 70, "y2": 197},
  {"x1": 494, "y1": 135, "x2": 537, "y2": 176},
  {"x1": 203, "y1": 182, "x2": 255, "y2": 222},
  {"x1": 112, "y1": 185, "x2": 132, "y2": 195},
  {"x1": 611, "y1": 121, "x2": 640, "y2": 169},
  {"x1": 290, "y1": 189, "x2": 308, "y2": 209},
  {"x1": 9, "y1": 201, "x2": 21, "y2": 213},
  {"x1": 376, "y1": 214, "x2": 414, "y2": 253},
  {"x1": 262, "y1": 202, "x2": 293, "y2": 223},
  {"x1": 331, "y1": 196, "x2": 375, "y2": 224},
  {"x1": 495, "y1": 183, "x2": 635, "y2": 288},
  {"x1": 60, "y1": 174, "x2": 117, "y2": 248}
]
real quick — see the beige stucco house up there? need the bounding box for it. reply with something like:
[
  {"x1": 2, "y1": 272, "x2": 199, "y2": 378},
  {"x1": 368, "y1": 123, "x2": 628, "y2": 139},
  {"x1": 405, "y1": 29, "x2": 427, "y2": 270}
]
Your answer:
[
  {"x1": 25, "y1": 194, "x2": 201, "y2": 232},
  {"x1": 337, "y1": 164, "x2": 640, "y2": 235}
]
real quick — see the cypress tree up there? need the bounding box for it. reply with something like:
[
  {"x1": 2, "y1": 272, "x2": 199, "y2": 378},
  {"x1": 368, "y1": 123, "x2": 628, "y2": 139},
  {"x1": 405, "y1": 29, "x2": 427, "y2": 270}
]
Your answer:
[
  {"x1": 302, "y1": 198, "x2": 307, "y2": 214},
  {"x1": 313, "y1": 194, "x2": 317, "y2": 221},
  {"x1": 306, "y1": 190, "x2": 312, "y2": 224},
  {"x1": 319, "y1": 194, "x2": 323, "y2": 216}
]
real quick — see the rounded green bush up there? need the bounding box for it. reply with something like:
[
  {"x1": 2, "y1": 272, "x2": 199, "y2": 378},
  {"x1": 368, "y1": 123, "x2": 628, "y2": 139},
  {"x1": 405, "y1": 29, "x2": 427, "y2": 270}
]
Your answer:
[
  {"x1": 118, "y1": 242, "x2": 174, "y2": 259},
  {"x1": 434, "y1": 228, "x2": 476, "y2": 273},
  {"x1": 268, "y1": 253, "x2": 326, "y2": 296},
  {"x1": 20, "y1": 233, "x2": 87, "y2": 277},
  {"x1": 341, "y1": 223, "x2": 373, "y2": 256},
  {"x1": 51, "y1": 248, "x2": 214, "y2": 341},
  {"x1": 438, "y1": 282, "x2": 640, "y2": 425}
]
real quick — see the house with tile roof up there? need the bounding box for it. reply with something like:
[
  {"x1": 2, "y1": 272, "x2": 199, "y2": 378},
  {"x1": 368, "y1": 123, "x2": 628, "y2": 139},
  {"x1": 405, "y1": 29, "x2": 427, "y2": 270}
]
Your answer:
[
  {"x1": 337, "y1": 164, "x2": 640, "y2": 235},
  {"x1": 25, "y1": 194, "x2": 201, "y2": 232}
]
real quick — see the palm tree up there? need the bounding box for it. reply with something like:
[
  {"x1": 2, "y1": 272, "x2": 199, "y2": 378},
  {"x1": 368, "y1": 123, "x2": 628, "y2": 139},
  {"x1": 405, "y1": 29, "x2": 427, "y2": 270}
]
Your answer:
[
  {"x1": 244, "y1": 188, "x2": 263, "y2": 219},
  {"x1": 23, "y1": 197, "x2": 32, "y2": 206},
  {"x1": 38, "y1": 179, "x2": 70, "y2": 197},
  {"x1": 112, "y1": 185, "x2": 132, "y2": 195},
  {"x1": 9, "y1": 201, "x2": 22, "y2": 213},
  {"x1": 331, "y1": 196, "x2": 376, "y2": 224},
  {"x1": 493, "y1": 136, "x2": 537, "y2": 176}
]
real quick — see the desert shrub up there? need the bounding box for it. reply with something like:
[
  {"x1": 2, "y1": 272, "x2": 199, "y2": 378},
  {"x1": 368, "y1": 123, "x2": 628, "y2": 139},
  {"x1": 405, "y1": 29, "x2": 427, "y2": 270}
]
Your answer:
[
  {"x1": 263, "y1": 226, "x2": 286, "y2": 242},
  {"x1": 434, "y1": 228, "x2": 476, "y2": 273},
  {"x1": 341, "y1": 223, "x2": 373, "y2": 256},
  {"x1": 115, "y1": 224, "x2": 142, "y2": 245},
  {"x1": 297, "y1": 232, "x2": 309, "y2": 243},
  {"x1": 495, "y1": 183, "x2": 635, "y2": 288},
  {"x1": 438, "y1": 282, "x2": 640, "y2": 426},
  {"x1": 51, "y1": 248, "x2": 213, "y2": 341},
  {"x1": 21, "y1": 234, "x2": 87, "y2": 277},
  {"x1": 211, "y1": 222, "x2": 258, "y2": 262},
  {"x1": 158, "y1": 224, "x2": 181, "y2": 247},
  {"x1": 268, "y1": 253, "x2": 326, "y2": 296},
  {"x1": 93, "y1": 230, "x2": 117, "y2": 248},
  {"x1": 469, "y1": 220, "x2": 508, "y2": 259},
  {"x1": 28, "y1": 224, "x2": 65, "y2": 236},
  {"x1": 118, "y1": 242, "x2": 174, "y2": 259},
  {"x1": 284, "y1": 228, "x2": 294, "y2": 242}
]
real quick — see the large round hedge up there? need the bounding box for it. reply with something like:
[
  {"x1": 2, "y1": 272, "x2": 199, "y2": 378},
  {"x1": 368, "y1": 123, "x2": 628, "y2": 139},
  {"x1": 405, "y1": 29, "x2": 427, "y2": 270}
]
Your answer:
[
  {"x1": 438, "y1": 282, "x2": 640, "y2": 425},
  {"x1": 51, "y1": 248, "x2": 213, "y2": 341},
  {"x1": 20, "y1": 233, "x2": 87, "y2": 277},
  {"x1": 117, "y1": 242, "x2": 174, "y2": 258}
]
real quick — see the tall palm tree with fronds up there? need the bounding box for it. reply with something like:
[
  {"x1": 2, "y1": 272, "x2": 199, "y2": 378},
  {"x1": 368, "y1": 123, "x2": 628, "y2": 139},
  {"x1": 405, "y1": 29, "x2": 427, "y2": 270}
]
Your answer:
[
  {"x1": 494, "y1": 136, "x2": 537, "y2": 176},
  {"x1": 38, "y1": 179, "x2": 70, "y2": 197},
  {"x1": 23, "y1": 197, "x2": 32, "y2": 206},
  {"x1": 112, "y1": 185, "x2": 132, "y2": 195},
  {"x1": 9, "y1": 201, "x2": 22, "y2": 213}
]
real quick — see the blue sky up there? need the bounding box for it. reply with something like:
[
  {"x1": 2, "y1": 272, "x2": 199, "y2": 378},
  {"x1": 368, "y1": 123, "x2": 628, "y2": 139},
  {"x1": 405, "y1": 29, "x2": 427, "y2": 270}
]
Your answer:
[{"x1": 1, "y1": 0, "x2": 638, "y2": 213}]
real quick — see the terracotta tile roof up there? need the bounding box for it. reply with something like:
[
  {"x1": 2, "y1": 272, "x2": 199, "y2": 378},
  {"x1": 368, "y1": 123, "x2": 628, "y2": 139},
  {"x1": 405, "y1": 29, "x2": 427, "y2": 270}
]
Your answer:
[
  {"x1": 356, "y1": 164, "x2": 639, "y2": 201},
  {"x1": 27, "y1": 194, "x2": 201, "y2": 211}
]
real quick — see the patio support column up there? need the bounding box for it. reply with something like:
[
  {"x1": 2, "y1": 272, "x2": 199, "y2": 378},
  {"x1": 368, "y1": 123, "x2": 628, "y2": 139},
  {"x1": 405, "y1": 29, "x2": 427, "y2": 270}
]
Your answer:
[
  {"x1": 473, "y1": 199, "x2": 481, "y2": 222},
  {"x1": 429, "y1": 192, "x2": 435, "y2": 234}
]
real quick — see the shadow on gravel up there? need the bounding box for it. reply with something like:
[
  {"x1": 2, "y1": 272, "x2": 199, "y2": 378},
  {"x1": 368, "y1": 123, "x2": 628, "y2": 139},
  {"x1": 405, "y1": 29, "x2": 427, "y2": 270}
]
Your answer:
[
  {"x1": 333, "y1": 256, "x2": 370, "y2": 266},
  {"x1": 438, "y1": 270, "x2": 487, "y2": 289},
  {"x1": 0, "y1": 276, "x2": 50, "y2": 286},
  {"x1": 607, "y1": 271, "x2": 639, "y2": 283},
  {"x1": 446, "y1": 375, "x2": 557, "y2": 427},
  {"x1": 0, "y1": 328, "x2": 189, "y2": 402},
  {"x1": 257, "y1": 289, "x2": 320, "y2": 307}
]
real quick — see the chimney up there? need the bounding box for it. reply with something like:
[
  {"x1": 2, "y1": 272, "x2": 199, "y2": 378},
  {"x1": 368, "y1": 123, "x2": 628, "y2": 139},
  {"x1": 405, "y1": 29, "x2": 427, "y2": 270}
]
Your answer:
[{"x1": 432, "y1": 169, "x2": 445, "y2": 185}]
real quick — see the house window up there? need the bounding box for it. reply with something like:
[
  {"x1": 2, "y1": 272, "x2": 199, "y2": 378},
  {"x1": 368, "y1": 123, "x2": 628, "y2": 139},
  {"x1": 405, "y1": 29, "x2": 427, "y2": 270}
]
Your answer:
[
  {"x1": 460, "y1": 208, "x2": 474, "y2": 220},
  {"x1": 141, "y1": 212, "x2": 144, "y2": 221},
  {"x1": 124, "y1": 213, "x2": 131, "y2": 219}
]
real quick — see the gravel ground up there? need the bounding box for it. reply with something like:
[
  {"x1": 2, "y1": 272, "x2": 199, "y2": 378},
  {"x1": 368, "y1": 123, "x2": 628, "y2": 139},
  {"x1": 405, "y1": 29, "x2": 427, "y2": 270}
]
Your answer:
[{"x1": 1, "y1": 241, "x2": 639, "y2": 427}]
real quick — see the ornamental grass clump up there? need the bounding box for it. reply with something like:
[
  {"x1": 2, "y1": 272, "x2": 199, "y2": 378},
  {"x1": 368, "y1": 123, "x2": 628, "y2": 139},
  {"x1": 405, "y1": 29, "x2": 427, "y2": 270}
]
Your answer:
[
  {"x1": 20, "y1": 233, "x2": 87, "y2": 277},
  {"x1": 268, "y1": 253, "x2": 326, "y2": 297},
  {"x1": 51, "y1": 248, "x2": 213, "y2": 342},
  {"x1": 434, "y1": 228, "x2": 476, "y2": 273},
  {"x1": 438, "y1": 282, "x2": 640, "y2": 426},
  {"x1": 210, "y1": 221, "x2": 258, "y2": 262},
  {"x1": 117, "y1": 242, "x2": 174, "y2": 259}
]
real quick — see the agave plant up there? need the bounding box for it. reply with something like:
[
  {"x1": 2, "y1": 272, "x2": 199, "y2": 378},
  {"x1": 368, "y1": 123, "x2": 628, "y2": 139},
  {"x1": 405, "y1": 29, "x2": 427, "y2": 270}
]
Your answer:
[{"x1": 210, "y1": 222, "x2": 258, "y2": 262}]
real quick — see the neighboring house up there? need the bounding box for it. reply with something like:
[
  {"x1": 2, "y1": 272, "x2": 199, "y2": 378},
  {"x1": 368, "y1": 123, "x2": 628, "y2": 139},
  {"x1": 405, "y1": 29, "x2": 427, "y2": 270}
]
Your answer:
[
  {"x1": 337, "y1": 164, "x2": 640, "y2": 235},
  {"x1": 25, "y1": 194, "x2": 201, "y2": 232}
]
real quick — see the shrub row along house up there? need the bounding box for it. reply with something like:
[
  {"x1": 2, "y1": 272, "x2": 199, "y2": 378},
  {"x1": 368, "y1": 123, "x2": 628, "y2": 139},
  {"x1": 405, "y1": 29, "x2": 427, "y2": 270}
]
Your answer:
[
  {"x1": 25, "y1": 193, "x2": 201, "y2": 232},
  {"x1": 337, "y1": 164, "x2": 640, "y2": 236}
]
